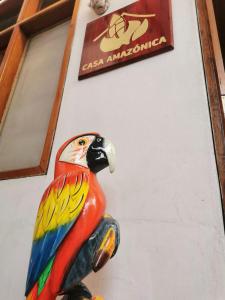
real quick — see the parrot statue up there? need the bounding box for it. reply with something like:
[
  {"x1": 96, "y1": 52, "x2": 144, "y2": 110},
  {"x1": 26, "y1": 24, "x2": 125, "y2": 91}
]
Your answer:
[{"x1": 25, "y1": 133, "x2": 120, "y2": 300}]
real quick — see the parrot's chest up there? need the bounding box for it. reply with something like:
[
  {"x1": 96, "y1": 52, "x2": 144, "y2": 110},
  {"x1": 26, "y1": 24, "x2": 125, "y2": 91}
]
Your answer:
[{"x1": 86, "y1": 180, "x2": 106, "y2": 212}]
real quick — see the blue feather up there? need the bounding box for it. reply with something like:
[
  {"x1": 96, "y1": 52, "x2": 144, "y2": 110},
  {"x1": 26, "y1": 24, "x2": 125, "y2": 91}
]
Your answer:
[{"x1": 25, "y1": 222, "x2": 73, "y2": 295}]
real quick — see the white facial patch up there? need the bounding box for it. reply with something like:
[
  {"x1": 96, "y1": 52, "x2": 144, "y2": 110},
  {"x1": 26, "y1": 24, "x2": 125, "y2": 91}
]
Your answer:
[{"x1": 59, "y1": 135, "x2": 95, "y2": 167}]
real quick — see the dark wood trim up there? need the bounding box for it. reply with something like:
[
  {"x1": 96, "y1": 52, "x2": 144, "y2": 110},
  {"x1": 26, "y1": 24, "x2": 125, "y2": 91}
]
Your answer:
[
  {"x1": 39, "y1": 0, "x2": 61, "y2": 10},
  {"x1": 20, "y1": 0, "x2": 75, "y2": 36},
  {"x1": 206, "y1": 0, "x2": 225, "y2": 95},
  {"x1": 0, "y1": 26, "x2": 15, "y2": 49},
  {"x1": 0, "y1": 50, "x2": 5, "y2": 65},
  {"x1": 0, "y1": 0, "x2": 24, "y2": 19},
  {"x1": 0, "y1": 166, "x2": 44, "y2": 181},
  {"x1": 196, "y1": 0, "x2": 225, "y2": 216}
]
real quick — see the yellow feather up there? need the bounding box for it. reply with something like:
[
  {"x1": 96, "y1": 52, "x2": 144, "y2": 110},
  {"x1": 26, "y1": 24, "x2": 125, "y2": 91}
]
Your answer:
[
  {"x1": 33, "y1": 174, "x2": 89, "y2": 240},
  {"x1": 99, "y1": 228, "x2": 116, "y2": 254}
]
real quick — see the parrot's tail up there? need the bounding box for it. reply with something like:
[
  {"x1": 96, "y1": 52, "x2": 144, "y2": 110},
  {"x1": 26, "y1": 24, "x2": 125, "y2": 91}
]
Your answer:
[
  {"x1": 26, "y1": 284, "x2": 38, "y2": 300},
  {"x1": 26, "y1": 283, "x2": 56, "y2": 300}
]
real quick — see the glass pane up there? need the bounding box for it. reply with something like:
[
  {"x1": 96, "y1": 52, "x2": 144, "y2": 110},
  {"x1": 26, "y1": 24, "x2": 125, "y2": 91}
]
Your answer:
[
  {"x1": 39, "y1": 0, "x2": 61, "y2": 10},
  {"x1": 0, "y1": 21, "x2": 69, "y2": 172}
]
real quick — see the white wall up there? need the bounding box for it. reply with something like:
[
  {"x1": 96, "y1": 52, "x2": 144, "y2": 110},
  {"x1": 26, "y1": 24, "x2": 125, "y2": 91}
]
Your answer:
[{"x1": 1, "y1": 0, "x2": 225, "y2": 299}]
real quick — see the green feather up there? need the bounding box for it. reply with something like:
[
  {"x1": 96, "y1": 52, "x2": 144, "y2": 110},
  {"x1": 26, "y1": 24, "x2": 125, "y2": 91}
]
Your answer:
[{"x1": 38, "y1": 257, "x2": 55, "y2": 295}]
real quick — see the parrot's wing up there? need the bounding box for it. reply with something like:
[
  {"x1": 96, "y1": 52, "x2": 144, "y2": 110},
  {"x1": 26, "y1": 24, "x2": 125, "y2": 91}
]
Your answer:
[{"x1": 25, "y1": 171, "x2": 89, "y2": 295}]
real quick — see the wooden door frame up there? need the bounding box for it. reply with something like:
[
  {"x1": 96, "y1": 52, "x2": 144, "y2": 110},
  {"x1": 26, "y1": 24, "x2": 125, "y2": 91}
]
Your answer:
[{"x1": 195, "y1": 0, "x2": 225, "y2": 219}]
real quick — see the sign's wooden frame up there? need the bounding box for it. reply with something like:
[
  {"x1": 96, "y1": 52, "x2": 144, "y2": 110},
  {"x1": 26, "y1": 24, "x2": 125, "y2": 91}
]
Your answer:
[
  {"x1": 0, "y1": 0, "x2": 80, "y2": 180},
  {"x1": 78, "y1": 0, "x2": 173, "y2": 80}
]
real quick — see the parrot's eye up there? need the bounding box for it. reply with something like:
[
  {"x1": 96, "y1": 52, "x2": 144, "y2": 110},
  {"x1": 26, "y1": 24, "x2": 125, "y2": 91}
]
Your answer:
[
  {"x1": 97, "y1": 138, "x2": 102, "y2": 143},
  {"x1": 78, "y1": 139, "x2": 87, "y2": 146}
]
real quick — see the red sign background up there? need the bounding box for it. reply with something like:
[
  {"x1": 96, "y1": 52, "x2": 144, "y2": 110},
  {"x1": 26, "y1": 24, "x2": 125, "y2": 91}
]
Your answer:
[{"x1": 79, "y1": 0, "x2": 173, "y2": 80}]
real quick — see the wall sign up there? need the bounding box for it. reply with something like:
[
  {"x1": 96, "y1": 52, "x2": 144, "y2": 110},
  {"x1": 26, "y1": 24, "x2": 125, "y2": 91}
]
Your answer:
[{"x1": 78, "y1": 0, "x2": 173, "y2": 80}]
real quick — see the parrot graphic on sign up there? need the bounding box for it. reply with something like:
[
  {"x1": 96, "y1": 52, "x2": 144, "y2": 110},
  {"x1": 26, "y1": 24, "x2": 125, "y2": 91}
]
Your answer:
[
  {"x1": 93, "y1": 12, "x2": 156, "y2": 52},
  {"x1": 25, "y1": 133, "x2": 120, "y2": 300}
]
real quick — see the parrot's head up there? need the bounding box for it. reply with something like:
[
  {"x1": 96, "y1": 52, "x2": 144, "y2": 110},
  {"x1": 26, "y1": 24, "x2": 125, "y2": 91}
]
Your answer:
[{"x1": 55, "y1": 133, "x2": 115, "y2": 178}]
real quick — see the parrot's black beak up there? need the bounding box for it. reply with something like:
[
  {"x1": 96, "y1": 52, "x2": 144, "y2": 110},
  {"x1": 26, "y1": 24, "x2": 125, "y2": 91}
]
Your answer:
[{"x1": 87, "y1": 136, "x2": 115, "y2": 174}]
